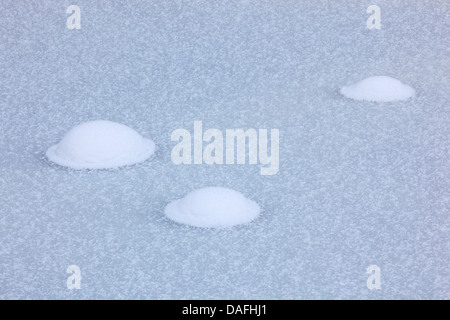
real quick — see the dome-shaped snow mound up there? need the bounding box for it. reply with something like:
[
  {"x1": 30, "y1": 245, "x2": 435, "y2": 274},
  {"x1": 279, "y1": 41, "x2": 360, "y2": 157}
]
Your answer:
[
  {"x1": 340, "y1": 76, "x2": 415, "y2": 102},
  {"x1": 46, "y1": 120, "x2": 155, "y2": 169},
  {"x1": 165, "y1": 187, "x2": 260, "y2": 228}
]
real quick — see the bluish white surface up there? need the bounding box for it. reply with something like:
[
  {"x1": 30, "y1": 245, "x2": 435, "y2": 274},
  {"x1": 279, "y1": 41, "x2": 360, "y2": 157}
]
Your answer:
[{"x1": 0, "y1": 0, "x2": 449, "y2": 299}]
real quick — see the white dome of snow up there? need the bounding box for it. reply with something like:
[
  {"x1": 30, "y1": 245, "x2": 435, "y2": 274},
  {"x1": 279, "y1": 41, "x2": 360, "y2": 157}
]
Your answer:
[
  {"x1": 165, "y1": 187, "x2": 260, "y2": 228},
  {"x1": 46, "y1": 120, "x2": 155, "y2": 169},
  {"x1": 340, "y1": 76, "x2": 415, "y2": 102}
]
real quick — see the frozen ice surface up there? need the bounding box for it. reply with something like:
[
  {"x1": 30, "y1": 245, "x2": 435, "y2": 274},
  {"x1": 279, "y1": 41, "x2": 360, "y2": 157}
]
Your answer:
[
  {"x1": 0, "y1": 0, "x2": 449, "y2": 299},
  {"x1": 46, "y1": 120, "x2": 155, "y2": 169},
  {"x1": 340, "y1": 76, "x2": 415, "y2": 102},
  {"x1": 165, "y1": 187, "x2": 260, "y2": 228}
]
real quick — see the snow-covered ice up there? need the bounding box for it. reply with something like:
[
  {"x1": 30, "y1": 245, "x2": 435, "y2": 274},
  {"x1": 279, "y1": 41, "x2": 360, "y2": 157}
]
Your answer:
[
  {"x1": 165, "y1": 187, "x2": 260, "y2": 228},
  {"x1": 0, "y1": 0, "x2": 448, "y2": 300},
  {"x1": 340, "y1": 76, "x2": 415, "y2": 102},
  {"x1": 46, "y1": 120, "x2": 155, "y2": 169}
]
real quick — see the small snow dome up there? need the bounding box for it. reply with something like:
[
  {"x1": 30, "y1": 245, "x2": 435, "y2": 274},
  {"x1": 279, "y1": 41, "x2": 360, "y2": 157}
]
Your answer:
[
  {"x1": 165, "y1": 187, "x2": 260, "y2": 228},
  {"x1": 46, "y1": 120, "x2": 155, "y2": 169},
  {"x1": 340, "y1": 76, "x2": 415, "y2": 102}
]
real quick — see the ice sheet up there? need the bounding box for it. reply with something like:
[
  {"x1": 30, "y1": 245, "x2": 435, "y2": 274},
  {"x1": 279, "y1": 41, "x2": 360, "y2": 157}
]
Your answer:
[{"x1": 0, "y1": 0, "x2": 449, "y2": 299}]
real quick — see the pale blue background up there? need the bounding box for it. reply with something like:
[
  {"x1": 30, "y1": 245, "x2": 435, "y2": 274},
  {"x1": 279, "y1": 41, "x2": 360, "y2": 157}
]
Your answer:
[{"x1": 0, "y1": 0, "x2": 448, "y2": 299}]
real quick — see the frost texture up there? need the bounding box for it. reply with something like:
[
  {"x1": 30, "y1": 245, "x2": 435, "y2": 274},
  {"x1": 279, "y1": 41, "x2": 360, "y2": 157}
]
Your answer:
[
  {"x1": 46, "y1": 120, "x2": 155, "y2": 169},
  {"x1": 340, "y1": 76, "x2": 415, "y2": 102},
  {"x1": 165, "y1": 187, "x2": 260, "y2": 228},
  {"x1": 0, "y1": 0, "x2": 448, "y2": 300}
]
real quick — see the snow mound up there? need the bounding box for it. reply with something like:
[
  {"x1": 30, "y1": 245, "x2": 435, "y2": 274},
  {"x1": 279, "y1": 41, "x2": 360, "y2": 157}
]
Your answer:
[
  {"x1": 165, "y1": 187, "x2": 260, "y2": 228},
  {"x1": 46, "y1": 120, "x2": 155, "y2": 169},
  {"x1": 340, "y1": 76, "x2": 415, "y2": 102}
]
